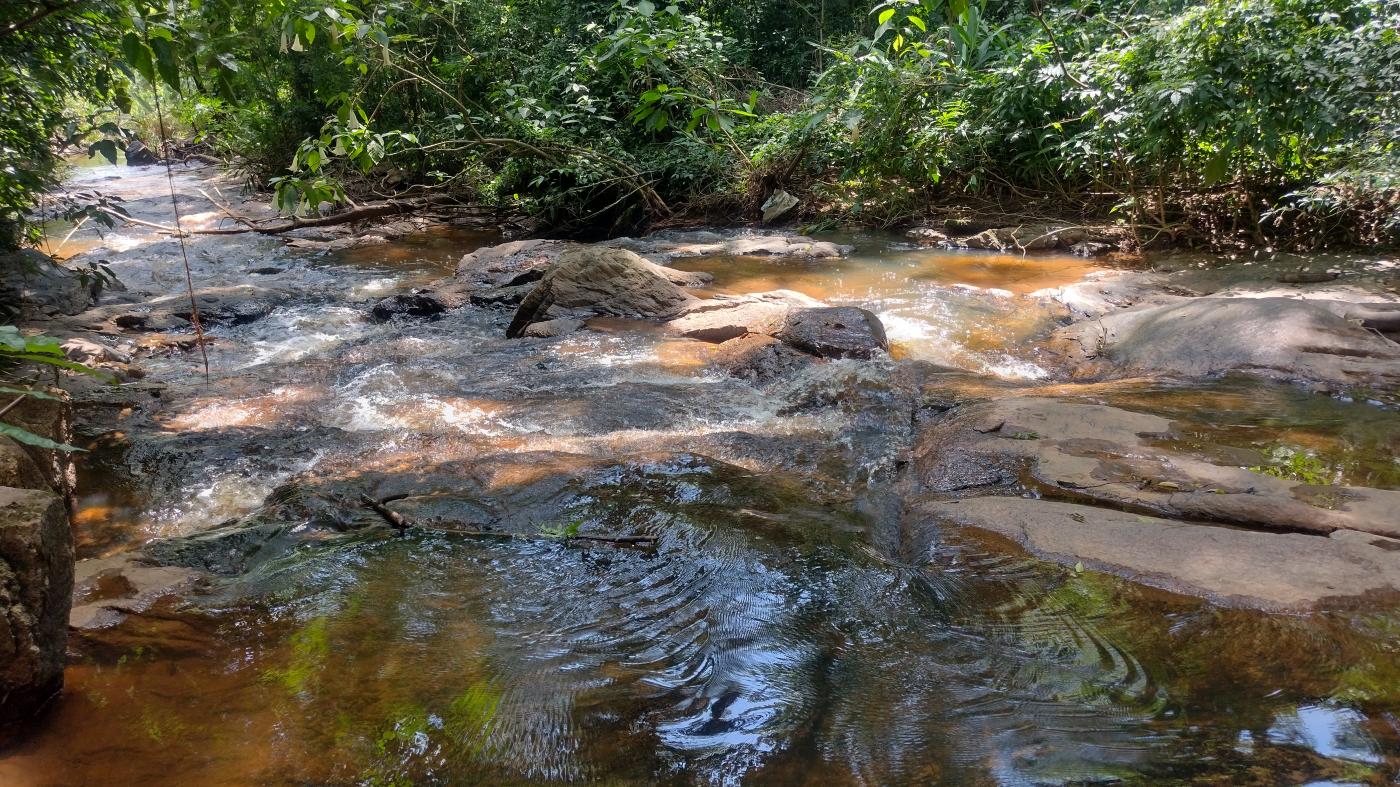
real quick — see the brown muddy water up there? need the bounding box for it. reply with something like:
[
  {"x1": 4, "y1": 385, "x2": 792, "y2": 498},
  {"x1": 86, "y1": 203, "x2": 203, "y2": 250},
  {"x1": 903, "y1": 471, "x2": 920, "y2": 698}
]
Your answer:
[{"x1": 3, "y1": 167, "x2": 1400, "y2": 785}]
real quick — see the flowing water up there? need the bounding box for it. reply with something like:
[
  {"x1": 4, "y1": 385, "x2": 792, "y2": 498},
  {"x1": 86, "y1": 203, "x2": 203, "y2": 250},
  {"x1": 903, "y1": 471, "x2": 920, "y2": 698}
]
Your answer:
[{"x1": 4, "y1": 166, "x2": 1400, "y2": 785}]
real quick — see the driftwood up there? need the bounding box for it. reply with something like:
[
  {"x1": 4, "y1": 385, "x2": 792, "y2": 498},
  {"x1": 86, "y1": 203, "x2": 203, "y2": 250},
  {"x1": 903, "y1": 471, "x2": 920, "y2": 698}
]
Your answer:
[
  {"x1": 101, "y1": 195, "x2": 461, "y2": 238},
  {"x1": 358, "y1": 494, "x2": 659, "y2": 548}
]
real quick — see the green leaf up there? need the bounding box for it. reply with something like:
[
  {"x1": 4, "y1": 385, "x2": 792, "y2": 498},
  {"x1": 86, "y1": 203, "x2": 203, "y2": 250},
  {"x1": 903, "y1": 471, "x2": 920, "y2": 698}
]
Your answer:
[
  {"x1": 121, "y1": 32, "x2": 155, "y2": 83},
  {"x1": 0, "y1": 423, "x2": 85, "y2": 453},
  {"x1": 1203, "y1": 147, "x2": 1230, "y2": 186},
  {"x1": 4, "y1": 353, "x2": 114, "y2": 379},
  {"x1": 877, "y1": 8, "x2": 895, "y2": 24},
  {"x1": 636, "y1": 1, "x2": 656, "y2": 16},
  {"x1": 150, "y1": 36, "x2": 180, "y2": 89},
  {"x1": 88, "y1": 140, "x2": 119, "y2": 166},
  {"x1": 908, "y1": 15, "x2": 926, "y2": 31}
]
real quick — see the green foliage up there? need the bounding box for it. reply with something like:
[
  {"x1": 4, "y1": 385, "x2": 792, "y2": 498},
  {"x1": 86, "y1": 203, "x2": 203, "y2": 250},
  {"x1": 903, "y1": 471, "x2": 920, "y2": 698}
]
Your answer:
[
  {"x1": 0, "y1": 0, "x2": 1394, "y2": 246},
  {"x1": 1250, "y1": 445, "x2": 1338, "y2": 485},
  {"x1": 0, "y1": 326, "x2": 94, "y2": 452}
]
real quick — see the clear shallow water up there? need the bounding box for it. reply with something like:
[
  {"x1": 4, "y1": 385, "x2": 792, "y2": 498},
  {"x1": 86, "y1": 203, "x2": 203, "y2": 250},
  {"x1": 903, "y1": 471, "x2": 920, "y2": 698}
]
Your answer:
[{"x1": 6, "y1": 204, "x2": 1400, "y2": 784}]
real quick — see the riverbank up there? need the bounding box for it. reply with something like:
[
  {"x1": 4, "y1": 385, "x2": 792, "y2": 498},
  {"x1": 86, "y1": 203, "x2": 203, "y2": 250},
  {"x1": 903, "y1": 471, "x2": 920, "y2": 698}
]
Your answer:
[{"x1": 1, "y1": 160, "x2": 1399, "y2": 783}]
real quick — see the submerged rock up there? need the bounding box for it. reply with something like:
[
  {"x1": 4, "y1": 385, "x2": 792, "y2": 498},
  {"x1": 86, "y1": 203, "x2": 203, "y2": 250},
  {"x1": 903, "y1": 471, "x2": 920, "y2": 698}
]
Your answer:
[
  {"x1": 1047, "y1": 297, "x2": 1400, "y2": 395},
  {"x1": 0, "y1": 487, "x2": 73, "y2": 724},
  {"x1": 507, "y1": 246, "x2": 696, "y2": 338},
  {"x1": 69, "y1": 554, "x2": 207, "y2": 631},
  {"x1": 778, "y1": 306, "x2": 888, "y2": 359},
  {"x1": 921, "y1": 497, "x2": 1400, "y2": 610}
]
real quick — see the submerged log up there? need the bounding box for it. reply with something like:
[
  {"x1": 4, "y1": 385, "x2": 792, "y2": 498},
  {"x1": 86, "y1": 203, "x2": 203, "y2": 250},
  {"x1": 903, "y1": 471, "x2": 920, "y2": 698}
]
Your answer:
[{"x1": 358, "y1": 494, "x2": 658, "y2": 548}]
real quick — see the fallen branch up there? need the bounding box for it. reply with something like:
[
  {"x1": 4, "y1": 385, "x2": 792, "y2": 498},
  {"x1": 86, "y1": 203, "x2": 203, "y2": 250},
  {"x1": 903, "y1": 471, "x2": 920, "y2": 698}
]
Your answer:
[
  {"x1": 102, "y1": 195, "x2": 460, "y2": 237},
  {"x1": 358, "y1": 494, "x2": 658, "y2": 548}
]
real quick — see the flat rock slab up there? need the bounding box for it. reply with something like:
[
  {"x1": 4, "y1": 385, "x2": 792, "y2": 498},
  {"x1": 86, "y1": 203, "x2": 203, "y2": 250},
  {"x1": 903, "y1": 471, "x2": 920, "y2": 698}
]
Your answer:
[
  {"x1": 913, "y1": 397, "x2": 1400, "y2": 539},
  {"x1": 1047, "y1": 297, "x2": 1400, "y2": 397},
  {"x1": 69, "y1": 554, "x2": 207, "y2": 631},
  {"x1": 667, "y1": 290, "x2": 824, "y2": 343},
  {"x1": 921, "y1": 497, "x2": 1400, "y2": 610}
]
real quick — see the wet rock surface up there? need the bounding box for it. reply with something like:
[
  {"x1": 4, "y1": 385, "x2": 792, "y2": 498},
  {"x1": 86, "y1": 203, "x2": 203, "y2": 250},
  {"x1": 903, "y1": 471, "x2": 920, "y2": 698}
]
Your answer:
[
  {"x1": 777, "y1": 305, "x2": 889, "y2": 359},
  {"x1": 666, "y1": 289, "x2": 823, "y2": 342},
  {"x1": 369, "y1": 290, "x2": 447, "y2": 321},
  {"x1": 68, "y1": 554, "x2": 206, "y2": 630},
  {"x1": 0, "y1": 487, "x2": 73, "y2": 723}
]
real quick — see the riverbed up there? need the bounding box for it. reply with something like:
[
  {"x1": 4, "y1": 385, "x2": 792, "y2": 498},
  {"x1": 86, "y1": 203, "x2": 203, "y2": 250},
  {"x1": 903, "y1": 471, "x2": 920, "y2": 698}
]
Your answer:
[{"x1": 3, "y1": 163, "x2": 1399, "y2": 785}]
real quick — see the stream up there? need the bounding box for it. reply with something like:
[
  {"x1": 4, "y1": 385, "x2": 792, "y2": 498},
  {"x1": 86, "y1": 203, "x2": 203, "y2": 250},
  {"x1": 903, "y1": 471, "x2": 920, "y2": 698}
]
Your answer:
[{"x1": 3, "y1": 163, "x2": 1399, "y2": 785}]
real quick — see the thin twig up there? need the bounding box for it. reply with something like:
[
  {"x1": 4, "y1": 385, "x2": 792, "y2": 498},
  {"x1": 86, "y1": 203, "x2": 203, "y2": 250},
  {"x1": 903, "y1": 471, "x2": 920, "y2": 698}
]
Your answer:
[{"x1": 153, "y1": 86, "x2": 211, "y2": 384}]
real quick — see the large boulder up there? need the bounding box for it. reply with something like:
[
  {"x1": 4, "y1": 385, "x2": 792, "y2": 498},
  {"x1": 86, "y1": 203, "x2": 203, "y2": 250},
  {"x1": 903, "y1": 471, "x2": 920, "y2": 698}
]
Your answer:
[
  {"x1": 123, "y1": 139, "x2": 159, "y2": 166},
  {"x1": 920, "y1": 497, "x2": 1400, "y2": 610},
  {"x1": 0, "y1": 250, "x2": 103, "y2": 319},
  {"x1": 911, "y1": 396, "x2": 1400, "y2": 539},
  {"x1": 1047, "y1": 297, "x2": 1400, "y2": 396},
  {"x1": 777, "y1": 306, "x2": 888, "y2": 359},
  {"x1": 0, "y1": 487, "x2": 73, "y2": 723},
  {"x1": 459, "y1": 239, "x2": 711, "y2": 308},
  {"x1": 457, "y1": 239, "x2": 567, "y2": 291},
  {"x1": 507, "y1": 246, "x2": 697, "y2": 337}
]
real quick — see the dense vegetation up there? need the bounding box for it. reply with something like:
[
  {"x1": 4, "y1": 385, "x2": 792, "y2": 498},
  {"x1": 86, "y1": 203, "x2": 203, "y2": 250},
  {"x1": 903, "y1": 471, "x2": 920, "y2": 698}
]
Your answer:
[{"x1": 2, "y1": 0, "x2": 1397, "y2": 249}]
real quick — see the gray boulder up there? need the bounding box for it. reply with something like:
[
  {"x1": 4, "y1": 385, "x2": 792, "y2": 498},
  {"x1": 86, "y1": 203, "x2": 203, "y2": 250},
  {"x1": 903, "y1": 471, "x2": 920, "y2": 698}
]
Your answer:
[
  {"x1": 507, "y1": 246, "x2": 696, "y2": 338},
  {"x1": 604, "y1": 229, "x2": 849, "y2": 261},
  {"x1": 778, "y1": 306, "x2": 888, "y2": 359},
  {"x1": 0, "y1": 250, "x2": 103, "y2": 318},
  {"x1": 0, "y1": 487, "x2": 73, "y2": 723},
  {"x1": 710, "y1": 334, "x2": 815, "y2": 382},
  {"x1": 460, "y1": 239, "x2": 710, "y2": 308}
]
